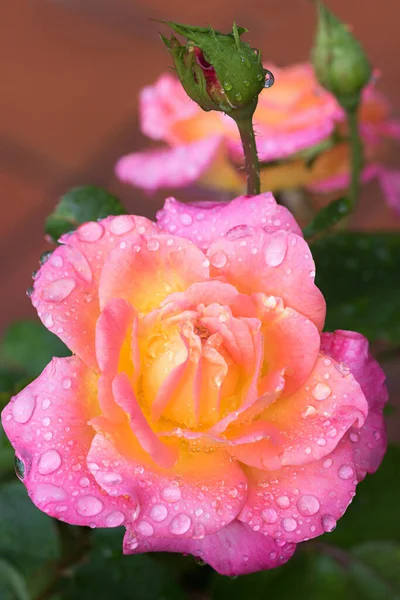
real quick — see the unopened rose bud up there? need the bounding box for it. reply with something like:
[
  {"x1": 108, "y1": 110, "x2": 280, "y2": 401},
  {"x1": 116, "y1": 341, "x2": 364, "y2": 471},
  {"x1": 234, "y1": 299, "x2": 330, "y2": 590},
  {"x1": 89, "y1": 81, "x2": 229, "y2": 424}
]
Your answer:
[
  {"x1": 160, "y1": 21, "x2": 271, "y2": 121},
  {"x1": 312, "y1": 1, "x2": 372, "y2": 109}
]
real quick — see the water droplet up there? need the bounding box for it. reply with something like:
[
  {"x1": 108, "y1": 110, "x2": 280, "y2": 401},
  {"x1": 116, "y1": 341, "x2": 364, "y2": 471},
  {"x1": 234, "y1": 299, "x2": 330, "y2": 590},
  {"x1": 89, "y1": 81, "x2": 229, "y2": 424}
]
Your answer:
[
  {"x1": 34, "y1": 484, "x2": 67, "y2": 505},
  {"x1": 161, "y1": 486, "x2": 181, "y2": 503},
  {"x1": 12, "y1": 393, "x2": 36, "y2": 423},
  {"x1": 77, "y1": 222, "x2": 104, "y2": 243},
  {"x1": 349, "y1": 432, "x2": 360, "y2": 443},
  {"x1": 147, "y1": 238, "x2": 160, "y2": 252},
  {"x1": 26, "y1": 286, "x2": 34, "y2": 298},
  {"x1": 282, "y1": 517, "x2": 297, "y2": 532},
  {"x1": 41, "y1": 398, "x2": 51, "y2": 410},
  {"x1": 40, "y1": 251, "x2": 53, "y2": 265},
  {"x1": 264, "y1": 235, "x2": 287, "y2": 267},
  {"x1": 179, "y1": 213, "x2": 193, "y2": 226},
  {"x1": 169, "y1": 513, "x2": 191, "y2": 535},
  {"x1": 323, "y1": 458, "x2": 333, "y2": 468},
  {"x1": 193, "y1": 523, "x2": 206, "y2": 539},
  {"x1": 76, "y1": 495, "x2": 104, "y2": 517},
  {"x1": 276, "y1": 496, "x2": 290, "y2": 509},
  {"x1": 235, "y1": 92, "x2": 243, "y2": 102},
  {"x1": 110, "y1": 215, "x2": 135, "y2": 235},
  {"x1": 106, "y1": 510, "x2": 125, "y2": 527},
  {"x1": 51, "y1": 255, "x2": 64, "y2": 268},
  {"x1": 243, "y1": 79, "x2": 250, "y2": 88},
  {"x1": 62, "y1": 378, "x2": 72, "y2": 390},
  {"x1": 261, "y1": 508, "x2": 277, "y2": 523},
  {"x1": 43, "y1": 314, "x2": 54, "y2": 328},
  {"x1": 15, "y1": 456, "x2": 25, "y2": 480},
  {"x1": 150, "y1": 504, "x2": 168, "y2": 523},
  {"x1": 224, "y1": 82, "x2": 233, "y2": 91},
  {"x1": 225, "y1": 225, "x2": 255, "y2": 240},
  {"x1": 297, "y1": 495, "x2": 320, "y2": 516},
  {"x1": 137, "y1": 520, "x2": 154, "y2": 537},
  {"x1": 65, "y1": 247, "x2": 93, "y2": 284},
  {"x1": 42, "y1": 278, "x2": 76, "y2": 303},
  {"x1": 79, "y1": 477, "x2": 90, "y2": 488},
  {"x1": 301, "y1": 405, "x2": 317, "y2": 419},
  {"x1": 312, "y1": 382, "x2": 331, "y2": 401},
  {"x1": 264, "y1": 69, "x2": 275, "y2": 88},
  {"x1": 38, "y1": 450, "x2": 62, "y2": 475},
  {"x1": 338, "y1": 464, "x2": 354, "y2": 480},
  {"x1": 321, "y1": 514, "x2": 337, "y2": 532},
  {"x1": 334, "y1": 362, "x2": 350, "y2": 376},
  {"x1": 210, "y1": 251, "x2": 227, "y2": 268}
]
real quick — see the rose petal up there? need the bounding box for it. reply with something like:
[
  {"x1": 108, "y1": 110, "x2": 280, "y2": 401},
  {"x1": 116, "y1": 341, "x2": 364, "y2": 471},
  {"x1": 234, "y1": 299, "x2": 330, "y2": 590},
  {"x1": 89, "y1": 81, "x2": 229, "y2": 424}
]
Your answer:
[
  {"x1": 377, "y1": 167, "x2": 400, "y2": 215},
  {"x1": 123, "y1": 520, "x2": 296, "y2": 576},
  {"x1": 1, "y1": 357, "x2": 132, "y2": 527},
  {"x1": 87, "y1": 433, "x2": 247, "y2": 540},
  {"x1": 239, "y1": 438, "x2": 356, "y2": 543},
  {"x1": 98, "y1": 233, "x2": 209, "y2": 314},
  {"x1": 230, "y1": 354, "x2": 368, "y2": 469},
  {"x1": 206, "y1": 229, "x2": 326, "y2": 331},
  {"x1": 156, "y1": 193, "x2": 302, "y2": 251},
  {"x1": 115, "y1": 137, "x2": 225, "y2": 192},
  {"x1": 32, "y1": 215, "x2": 156, "y2": 369}
]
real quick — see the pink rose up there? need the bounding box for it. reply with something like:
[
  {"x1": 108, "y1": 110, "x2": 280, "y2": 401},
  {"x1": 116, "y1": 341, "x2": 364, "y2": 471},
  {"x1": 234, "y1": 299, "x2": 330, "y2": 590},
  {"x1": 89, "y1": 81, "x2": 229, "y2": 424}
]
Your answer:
[{"x1": 1, "y1": 194, "x2": 387, "y2": 576}]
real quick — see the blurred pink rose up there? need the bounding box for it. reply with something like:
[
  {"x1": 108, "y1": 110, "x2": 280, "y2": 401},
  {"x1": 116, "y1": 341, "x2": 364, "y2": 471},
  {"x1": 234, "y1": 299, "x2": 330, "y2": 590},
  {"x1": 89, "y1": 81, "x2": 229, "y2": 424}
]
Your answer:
[
  {"x1": 2, "y1": 194, "x2": 387, "y2": 575},
  {"x1": 115, "y1": 64, "x2": 400, "y2": 212}
]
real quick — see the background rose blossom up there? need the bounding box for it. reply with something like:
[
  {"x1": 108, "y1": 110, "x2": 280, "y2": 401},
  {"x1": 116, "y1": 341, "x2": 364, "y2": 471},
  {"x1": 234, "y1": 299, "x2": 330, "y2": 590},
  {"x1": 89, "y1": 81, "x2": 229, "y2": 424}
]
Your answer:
[
  {"x1": 2, "y1": 194, "x2": 387, "y2": 576},
  {"x1": 115, "y1": 64, "x2": 400, "y2": 212}
]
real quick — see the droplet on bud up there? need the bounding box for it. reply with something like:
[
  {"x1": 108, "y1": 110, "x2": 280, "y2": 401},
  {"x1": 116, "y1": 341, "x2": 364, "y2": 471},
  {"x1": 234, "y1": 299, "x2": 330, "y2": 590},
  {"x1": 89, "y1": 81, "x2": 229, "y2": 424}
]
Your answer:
[{"x1": 264, "y1": 69, "x2": 275, "y2": 88}]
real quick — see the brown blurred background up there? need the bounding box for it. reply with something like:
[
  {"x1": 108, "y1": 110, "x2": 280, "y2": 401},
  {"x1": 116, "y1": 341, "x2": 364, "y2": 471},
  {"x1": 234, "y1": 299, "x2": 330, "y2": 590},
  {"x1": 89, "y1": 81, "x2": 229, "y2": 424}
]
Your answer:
[{"x1": 1, "y1": 0, "x2": 399, "y2": 335}]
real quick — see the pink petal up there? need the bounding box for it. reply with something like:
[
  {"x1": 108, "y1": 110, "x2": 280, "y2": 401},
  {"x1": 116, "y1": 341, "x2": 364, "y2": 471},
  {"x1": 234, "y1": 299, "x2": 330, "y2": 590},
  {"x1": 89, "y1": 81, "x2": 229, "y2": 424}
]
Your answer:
[
  {"x1": 1, "y1": 357, "x2": 132, "y2": 527},
  {"x1": 306, "y1": 163, "x2": 380, "y2": 194},
  {"x1": 239, "y1": 438, "x2": 356, "y2": 543},
  {"x1": 230, "y1": 354, "x2": 368, "y2": 470},
  {"x1": 206, "y1": 229, "x2": 326, "y2": 331},
  {"x1": 98, "y1": 233, "x2": 209, "y2": 313},
  {"x1": 115, "y1": 137, "x2": 223, "y2": 192},
  {"x1": 156, "y1": 193, "x2": 302, "y2": 251},
  {"x1": 321, "y1": 330, "x2": 388, "y2": 478},
  {"x1": 123, "y1": 520, "x2": 296, "y2": 576},
  {"x1": 32, "y1": 215, "x2": 156, "y2": 369},
  {"x1": 87, "y1": 432, "x2": 247, "y2": 540},
  {"x1": 377, "y1": 167, "x2": 400, "y2": 215}
]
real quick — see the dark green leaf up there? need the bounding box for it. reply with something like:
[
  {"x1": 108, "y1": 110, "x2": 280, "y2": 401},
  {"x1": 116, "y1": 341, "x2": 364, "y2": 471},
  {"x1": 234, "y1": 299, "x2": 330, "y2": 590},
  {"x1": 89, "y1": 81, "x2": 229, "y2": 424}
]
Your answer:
[
  {"x1": 327, "y1": 445, "x2": 400, "y2": 547},
  {"x1": 0, "y1": 482, "x2": 61, "y2": 578},
  {"x1": 45, "y1": 186, "x2": 126, "y2": 242},
  {"x1": 349, "y1": 542, "x2": 400, "y2": 599},
  {"x1": 0, "y1": 423, "x2": 15, "y2": 480},
  {"x1": 1, "y1": 320, "x2": 70, "y2": 381},
  {"x1": 0, "y1": 560, "x2": 30, "y2": 600},
  {"x1": 59, "y1": 528, "x2": 187, "y2": 600},
  {"x1": 303, "y1": 197, "x2": 351, "y2": 238},
  {"x1": 313, "y1": 232, "x2": 400, "y2": 342}
]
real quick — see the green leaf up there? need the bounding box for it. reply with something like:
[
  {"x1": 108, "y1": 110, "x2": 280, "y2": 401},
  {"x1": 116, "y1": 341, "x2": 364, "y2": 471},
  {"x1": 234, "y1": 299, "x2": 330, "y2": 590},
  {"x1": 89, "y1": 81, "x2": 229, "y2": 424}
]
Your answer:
[
  {"x1": 0, "y1": 423, "x2": 15, "y2": 480},
  {"x1": 327, "y1": 445, "x2": 400, "y2": 547},
  {"x1": 0, "y1": 482, "x2": 61, "y2": 579},
  {"x1": 303, "y1": 197, "x2": 351, "y2": 239},
  {"x1": 313, "y1": 232, "x2": 400, "y2": 342},
  {"x1": 350, "y1": 542, "x2": 400, "y2": 599},
  {"x1": 59, "y1": 528, "x2": 188, "y2": 599},
  {"x1": 1, "y1": 320, "x2": 70, "y2": 381},
  {"x1": 0, "y1": 560, "x2": 30, "y2": 600},
  {"x1": 45, "y1": 186, "x2": 126, "y2": 242}
]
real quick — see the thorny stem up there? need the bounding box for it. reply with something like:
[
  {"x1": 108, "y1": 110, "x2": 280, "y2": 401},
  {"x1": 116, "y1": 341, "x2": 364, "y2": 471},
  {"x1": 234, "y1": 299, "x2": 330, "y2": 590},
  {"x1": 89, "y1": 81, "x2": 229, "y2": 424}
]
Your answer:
[{"x1": 236, "y1": 118, "x2": 260, "y2": 195}]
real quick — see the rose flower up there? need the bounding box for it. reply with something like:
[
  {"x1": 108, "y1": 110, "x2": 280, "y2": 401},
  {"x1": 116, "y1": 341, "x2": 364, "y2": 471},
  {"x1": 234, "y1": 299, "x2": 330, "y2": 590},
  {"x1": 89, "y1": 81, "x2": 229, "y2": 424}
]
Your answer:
[
  {"x1": 2, "y1": 194, "x2": 387, "y2": 576},
  {"x1": 116, "y1": 64, "x2": 400, "y2": 211}
]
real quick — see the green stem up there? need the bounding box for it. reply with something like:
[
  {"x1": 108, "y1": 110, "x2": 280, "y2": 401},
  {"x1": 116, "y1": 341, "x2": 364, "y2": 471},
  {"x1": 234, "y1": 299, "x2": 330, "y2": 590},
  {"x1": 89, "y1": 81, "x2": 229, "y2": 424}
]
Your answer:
[
  {"x1": 236, "y1": 118, "x2": 260, "y2": 195},
  {"x1": 345, "y1": 104, "x2": 364, "y2": 207}
]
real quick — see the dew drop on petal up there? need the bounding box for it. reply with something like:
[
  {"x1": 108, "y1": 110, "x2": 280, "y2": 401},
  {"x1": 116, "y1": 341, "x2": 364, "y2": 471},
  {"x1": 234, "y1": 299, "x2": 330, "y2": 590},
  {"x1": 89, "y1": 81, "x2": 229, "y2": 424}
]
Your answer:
[
  {"x1": 282, "y1": 517, "x2": 297, "y2": 532},
  {"x1": 106, "y1": 510, "x2": 125, "y2": 527},
  {"x1": 210, "y1": 251, "x2": 228, "y2": 269},
  {"x1": 301, "y1": 405, "x2": 317, "y2": 419},
  {"x1": 149, "y1": 504, "x2": 168, "y2": 523},
  {"x1": 276, "y1": 496, "x2": 290, "y2": 509},
  {"x1": 297, "y1": 495, "x2": 320, "y2": 516},
  {"x1": 169, "y1": 513, "x2": 191, "y2": 535},
  {"x1": 147, "y1": 239, "x2": 160, "y2": 252},
  {"x1": 338, "y1": 464, "x2": 354, "y2": 480},
  {"x1": 321, "y1": 514, "x2": 337, "y2": 532},
  {"x1": 161, "y1": 486, "x2": 182, "y2": 503},
  {"x1": 76, "y1": 495, "x2": 104, "y2": 517},
  {"x1": 136, "y1": 520, "x2": 154, "y2": 537},
  {"x1": 312, "y1": 382, "x2": 331, "y2": 401},
  {"x1": 12, "y1": 393, "x2": 36, "y2": 423},
  {"x1": 41, "y1": 398, "x2": 51, "y2": 410},
  {"x1": 77, "y1": 222, "x2": 104, "y2": 242},
  {"x1": 79, "y1": 477, "x2": 90, "y2": 488},
  {"x1": 323, "y1": 458, "x2": 333, "y2": 468},
  {"x1": 34, "y1": 483, "x2": 67, "y2": 505},
  {"x1": 38, "y1": 450, "x2": 62, "y2": 475},
  {"x1": 264, "y1": 235, "x2": 287, "y2": 267},
  {"x1": 179, "y1": 213, "x2": 193, "y2": 226},
  {"x1": 261, "y1": 508, "x2": 277, "y2": 523},
  {"x1": 42, "y1": 278, "x2": 76, "y2": 303},
  {"x1": 51, "y1": 255, "x2": 64, "y2": 268},
  {"x1": 62, "y1": 378, "x2": 72, "y2": 390},
  {"x1": 110, "y1": 215, "x2": 135, "y2": 235}
]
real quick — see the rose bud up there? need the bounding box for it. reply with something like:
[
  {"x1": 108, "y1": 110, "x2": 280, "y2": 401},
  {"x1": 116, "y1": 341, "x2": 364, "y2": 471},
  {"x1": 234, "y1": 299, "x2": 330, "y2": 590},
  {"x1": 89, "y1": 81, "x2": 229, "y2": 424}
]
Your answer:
[
  {"x1": 160, "y1": 21, "x2": 271, "y2": 121},
  {"x1": 312, "y1": 1, "x2": 372, "y2": 109}
]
